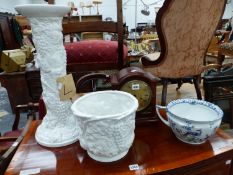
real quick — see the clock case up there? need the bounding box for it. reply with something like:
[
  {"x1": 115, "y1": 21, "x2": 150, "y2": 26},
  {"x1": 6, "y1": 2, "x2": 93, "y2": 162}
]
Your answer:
[
  {"x1": 76, "y1": 67, "x2": 160, "y2": 125},
  {"x1": 111, "y1": 67, "x2": 160, "y2": 124}
]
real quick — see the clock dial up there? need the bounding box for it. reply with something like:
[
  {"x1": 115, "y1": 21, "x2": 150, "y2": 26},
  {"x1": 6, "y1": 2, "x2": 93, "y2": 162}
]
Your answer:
[{"x1": 120, "y1": 80, "x2": 152, "y2": 111}]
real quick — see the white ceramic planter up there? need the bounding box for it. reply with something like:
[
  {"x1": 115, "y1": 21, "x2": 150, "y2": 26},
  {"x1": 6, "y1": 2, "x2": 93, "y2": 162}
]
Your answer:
[
  {"x1": 156, "y1": 99, "x2": 223, "y2": 144},
  {"x1": 14, "y1": 4, "x2": 80, "y2": 147},
  {"x1": 71, "y1": 90, "x2": 138, "y2": 162}
]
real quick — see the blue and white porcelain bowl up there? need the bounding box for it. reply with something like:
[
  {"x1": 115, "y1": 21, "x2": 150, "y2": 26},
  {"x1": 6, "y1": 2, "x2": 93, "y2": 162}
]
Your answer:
[{"x1": 156, "y1": 99, "x2": 223, "y2": 144}]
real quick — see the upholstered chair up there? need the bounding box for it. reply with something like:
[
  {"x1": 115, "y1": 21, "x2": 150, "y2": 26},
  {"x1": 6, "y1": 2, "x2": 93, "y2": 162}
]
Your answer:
[
  {"x1": 62, "y1": 0, "x2": 128, "y2": 75},
  {"x1": 140, "y1": 0, "x2": 227, "y2": 105}
]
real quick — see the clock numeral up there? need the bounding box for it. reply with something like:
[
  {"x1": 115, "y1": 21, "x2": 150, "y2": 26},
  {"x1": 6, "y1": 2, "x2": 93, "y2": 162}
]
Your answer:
[{"x1": 132, "y1": 84, "x2": 140, "y2": 90}]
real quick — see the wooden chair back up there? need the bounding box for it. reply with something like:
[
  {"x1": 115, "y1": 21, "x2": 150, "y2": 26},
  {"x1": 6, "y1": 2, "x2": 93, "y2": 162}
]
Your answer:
[
  {"x1": 207, "y1": 32, "x2": 230, "y2": 57},
  {"x1": 0, "y1": 14, "x2": 20, "y2": 50},
  {"x1": 61, "y1": 0, "x2": 124, "y2": 69},
  {"x1": 12, "y1": 69, "x2": 42, "y2": 131}
]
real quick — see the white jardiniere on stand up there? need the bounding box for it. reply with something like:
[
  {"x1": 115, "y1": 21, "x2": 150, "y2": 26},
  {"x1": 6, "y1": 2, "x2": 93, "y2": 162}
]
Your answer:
[{"x1": 15, "y1": 4, "x2": 80, "y2": 147}]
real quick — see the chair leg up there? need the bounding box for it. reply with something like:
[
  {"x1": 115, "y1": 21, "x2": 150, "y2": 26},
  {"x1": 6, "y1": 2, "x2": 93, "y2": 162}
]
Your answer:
[
  {"x1": 161, "y1": 79, "x2": 168, "y2": 106},
  {"x1": 13, "y1": 105, "x2": 22, "y2": 131},
  {"x1": 176, "y1": 79, "x2": 183, "y2": 91},
  {"x1": 217, "y1": 50, "x2": 225, "y2": 66},
  {"x1": 193, "y1": 75, "x2": 202, "y2": 100}
]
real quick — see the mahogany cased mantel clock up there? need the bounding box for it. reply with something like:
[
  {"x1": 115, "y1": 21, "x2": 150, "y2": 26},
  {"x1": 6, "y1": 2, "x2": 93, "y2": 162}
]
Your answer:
[
  {"x1": 76, "y1": 67, "x2": 160, "y2": 124},
  {"x1": 111, "y1": 67, "x2": 160, "y2": 124}
]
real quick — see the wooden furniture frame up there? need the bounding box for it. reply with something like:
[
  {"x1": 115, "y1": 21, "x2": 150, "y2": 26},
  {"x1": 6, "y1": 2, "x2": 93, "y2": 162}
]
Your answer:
[
  {"x1": 61, "y1": 0, "x2": 124, "y2": 72},
  {"x1": 0, "y1": 13, "x2": 20, "y2": 50},
  {"x1": 218, "y1": 46, "x2": 233, "y2": 65},
  {"x1": 11, "y1": 68, "x2": 41, "y2": 130},
  {"x1": 48, "y1": 0, "x2": 54, "y2": 4},
  {"x1": 207, "y1": 31, "x2": 230, "y2": 57},
  {"x1": 0, "y1": 115, "x2": 32, "y2": 175},
  {"x1": 141, "y1": 0, "x2": 227, "y2": 105},
  {"x1": 203, "y1": 74, "x2": 233, "y2": 128},
  {"x1": 4, "y1": 120, "x2": 233, "y2": 175},
  {"x1": 0, "y1": 71, "x2": 31, "y2": 111}
]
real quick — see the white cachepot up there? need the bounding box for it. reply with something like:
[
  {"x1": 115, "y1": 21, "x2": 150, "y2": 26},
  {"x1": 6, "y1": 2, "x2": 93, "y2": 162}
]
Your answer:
[
  {"x1": 71, "y1": 90, "x2": 138, "y2": 162},
  {"x1": 156, "y1": 99, "x2": 223, "y2": 144},
  {"x1": 14, "y1": 4, "x2": 80, "y2": 147}
]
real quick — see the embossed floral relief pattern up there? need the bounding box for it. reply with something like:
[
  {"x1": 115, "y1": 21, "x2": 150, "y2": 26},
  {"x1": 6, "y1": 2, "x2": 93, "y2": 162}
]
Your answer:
[
  {"x1": 30, "y1": 17, "x2": 80, "y2": 144},
  {"x1": 78, "y1": 113, "x2": 135, "y2": 158},
  {"x1": 144, "y1": 0, "x2": 226, "y2": 78}
]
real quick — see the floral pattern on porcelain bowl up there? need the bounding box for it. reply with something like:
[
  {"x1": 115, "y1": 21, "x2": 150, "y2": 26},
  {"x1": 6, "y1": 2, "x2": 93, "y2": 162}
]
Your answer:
[{"x1": 156, "y1": 98, "x2": 223, "y2": 144}]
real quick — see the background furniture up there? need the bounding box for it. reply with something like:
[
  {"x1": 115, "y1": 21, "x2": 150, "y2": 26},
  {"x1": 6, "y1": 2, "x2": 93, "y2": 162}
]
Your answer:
[
  {"x1": 1, "y1": 68, "x2": 40, "y2": 139},
  {"x1": 207, "y1": 31, "x2": 230, "y2": 58},
  {"x1": 65, "y1": 40, "x2": 128, "y2": 72},
  {"x1": 218, "y1": 42, "x2": 233, "y2": 65},
  {"x1": 4, "y1": 120, "x2": 233, "y2": 175},
  {"x1": 62, "y1": 0, "x2": 127, "y2": 73},
  {"x1": 141, "y1": 0, "x2": 227, "y2": 105},
  {"x1": 0, "y1": 115, "x2": 32, "y2": 175},
  {"x1": 203, "y1": 68, "x2": 233, "y2": 128},
  {"x1": 0, "y1": 71, "x2": 31, "y2": 111},
  {"x1": 0, "y1": 13, "x2": 21, "y2": 51},
  {"x1": 63, "y1": 15, "x2": 103, "y2": 41}
]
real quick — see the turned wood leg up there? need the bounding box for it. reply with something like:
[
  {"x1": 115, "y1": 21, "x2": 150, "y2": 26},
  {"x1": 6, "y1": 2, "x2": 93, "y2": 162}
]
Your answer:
[
  {"x1": 217, "y1": 50, "x2": 225, "y2": 66},
  {"x1": 161, "y1": 79, "x2": 168, "y2": 106},
  {"x1": 193, "y1": 75, "x2": 202, "y2": 100},
  {"x1": 13, "y1": 106, "x2": 21, "y2": 131},
  {"x1": 176, "y1": 79, "x2": 183, "y2": 90}
]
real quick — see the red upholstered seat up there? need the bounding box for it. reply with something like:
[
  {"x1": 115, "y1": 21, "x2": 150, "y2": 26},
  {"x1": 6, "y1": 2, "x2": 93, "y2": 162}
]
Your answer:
[
  {"x1": 38, "y1": 41, "x2": 129, "y2": 119},
  {"x1": 65, "y1": 40, "x2": 128, "y2": 65},
  {"x1": 38, "y1": 96, "x2": 46, "y2": 120}
]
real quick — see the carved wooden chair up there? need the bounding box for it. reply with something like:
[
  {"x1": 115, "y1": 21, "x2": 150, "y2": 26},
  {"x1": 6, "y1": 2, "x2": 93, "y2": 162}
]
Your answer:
[
  {"x1": 206, "y1": 31, "x2": 230, "y2": 65},
  {"x1": 61, "y1": 0, "x2": 128, "y2": 75},
  {"x1": 218, "y1": 40, "x2": 233, "y2": 66},
  {"x1": 2, "y1": 69, "x2": 41, "y2": 137},
  {"x1": 140, "y1": 0, "x2": 226, "y2": 105}
]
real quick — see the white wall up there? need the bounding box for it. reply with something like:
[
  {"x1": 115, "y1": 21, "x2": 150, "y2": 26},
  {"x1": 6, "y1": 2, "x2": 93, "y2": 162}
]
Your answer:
[
  {"x1": 223, "y1": 1, "x2": 233, "y2": 19},
  {"x1": 49, "y1": 0, "x2": 118, "y2": 22},
  {"x1": 0, "y1": 0, "x2": 31, "y2": 14},
  {"x1": 49, "y1": 0, "x2": 164, "y2": 30},
  {"x1": 123, "y1": 0, "x2": 164, "y2": 30},
  {"x1": 0, "y1": 0, "x2": 233, "y2": 29}
]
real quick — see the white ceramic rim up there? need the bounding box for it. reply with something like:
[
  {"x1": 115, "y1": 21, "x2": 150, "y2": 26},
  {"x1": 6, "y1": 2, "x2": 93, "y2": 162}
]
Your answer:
[
  {"x1": 14, "y1": 4, "x2": 70, "y2": 17},
  {"x1": 166, "y1": 98, "x2": 223, "y2": 123},
  {"x1": 71, "y1": 90, "x2": 139, "y2": 119}
]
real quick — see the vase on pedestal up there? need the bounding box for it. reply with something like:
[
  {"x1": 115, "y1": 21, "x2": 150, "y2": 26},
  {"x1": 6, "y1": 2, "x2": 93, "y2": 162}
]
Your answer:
[{"x1": 15, "y1": 4, "x2": 80, "y2": 147}]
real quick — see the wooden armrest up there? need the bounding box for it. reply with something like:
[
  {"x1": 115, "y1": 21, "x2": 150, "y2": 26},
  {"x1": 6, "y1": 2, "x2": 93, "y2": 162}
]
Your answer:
[
  {"x1": 13, "y1": 103, "x2": 39, "y2": 131},
  {"x1": 0, "y1": 137, "x2": 17, "y2": 142},
  {"x1": 203, "y1": 64, "x2": 222, "y2": 71},
  {"x1": 0, "y1": 115, "x2": 33, "y2": 173}
]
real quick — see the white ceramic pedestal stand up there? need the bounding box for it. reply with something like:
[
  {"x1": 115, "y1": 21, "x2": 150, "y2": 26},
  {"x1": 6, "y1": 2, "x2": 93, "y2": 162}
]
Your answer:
[{"x1": 15, "y1": 4, "x2": 80, "y2": 147}]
